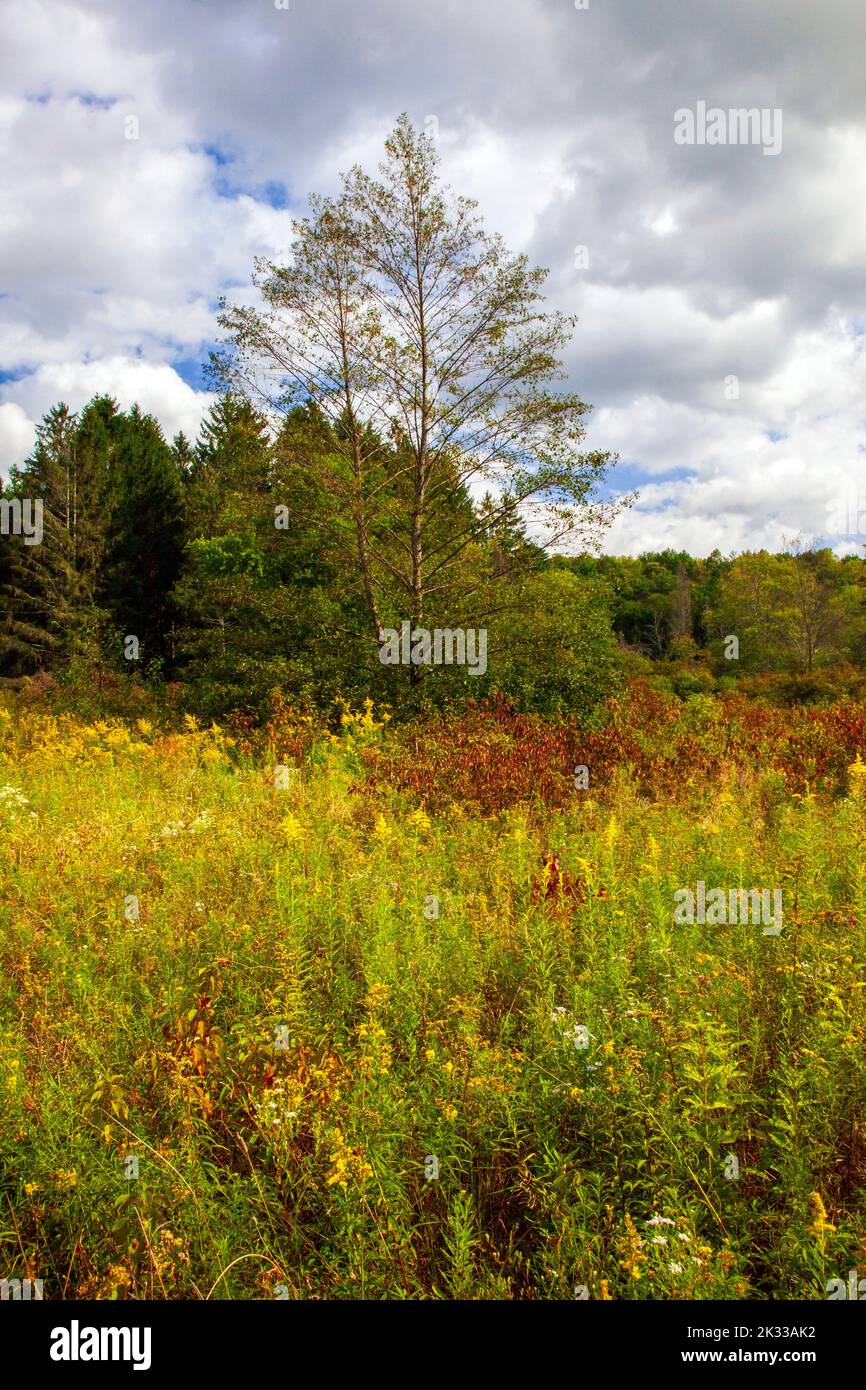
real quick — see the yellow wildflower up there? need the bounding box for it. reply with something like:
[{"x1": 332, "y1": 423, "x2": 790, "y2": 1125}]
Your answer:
[
  {"x1": 618, "y1": 1212, "x2": 645, "y2": 1279},
  {"x1": 807, "y1": 1190, "x2": 835, "y2": 1245},
  {"x1": 848, "y1": 753, "x2": 866, "y2": 797},
  {"x1": 372, "y1": 814, "x2": 393, "y2": 844},
  {"x1": 280, "y1": 812, "x2": 307, "y2": 845},
  {"x1": 325, "y1": 1128, "x2": 374, "y2": 1189}
]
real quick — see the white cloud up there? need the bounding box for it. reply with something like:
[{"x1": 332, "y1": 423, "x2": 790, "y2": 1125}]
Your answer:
[
  {"x1": 0, "y1": 359, "x2": 216, "y2": 467},
  {"x1": 0, "y1": 0, "x2": 865, "y2": 557},
  {"x1": 592, "y1": 321, "x2": 866, "y2": 554},
  {"x1": 0, "y1": 403, "x2": 38, "y2": 477}
]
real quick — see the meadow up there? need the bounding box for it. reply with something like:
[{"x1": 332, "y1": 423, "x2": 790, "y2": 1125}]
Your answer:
[{"x1": 1, "y1": 683, "x2": 865, "y2": 1300}]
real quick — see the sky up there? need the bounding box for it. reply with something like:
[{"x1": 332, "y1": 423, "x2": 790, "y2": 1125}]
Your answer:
[{"x1": 1, "y1": 0, "x2": 864, "y2": 557}]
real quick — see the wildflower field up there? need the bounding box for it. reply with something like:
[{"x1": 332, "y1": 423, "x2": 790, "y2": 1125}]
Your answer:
[{"x1": 1, "y1": 686, "x2": 865, "y2": 1301}]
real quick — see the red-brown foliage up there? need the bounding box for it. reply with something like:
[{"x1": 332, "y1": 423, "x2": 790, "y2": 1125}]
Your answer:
[{"x1": 360, "y1": 682, "x2": 866, "y2": 813}]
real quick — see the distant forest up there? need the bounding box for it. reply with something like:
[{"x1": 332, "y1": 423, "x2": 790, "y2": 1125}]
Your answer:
[{"x1": 2, "y1": 392, "x2": 865, "y2": 719}]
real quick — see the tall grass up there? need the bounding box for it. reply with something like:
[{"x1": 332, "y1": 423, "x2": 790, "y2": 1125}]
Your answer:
[{"x1": 0, "y1": 698, "x2": 864, "y2": 1299}]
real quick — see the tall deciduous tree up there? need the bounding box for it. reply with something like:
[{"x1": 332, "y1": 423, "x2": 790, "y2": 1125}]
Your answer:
[
  {"x1": 708, "y1": 547, "x2": 860, "y2": 672},
  {"x1": 215, "y1": 115, "x2": 628, "y2": 686}
]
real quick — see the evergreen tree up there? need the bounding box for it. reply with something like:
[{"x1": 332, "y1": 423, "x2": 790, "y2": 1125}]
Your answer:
[
  {"x1": 0, "y1": 403, "x2": 104, "y2": 672},
  {"x1": 171, "y1": 431, "x2": 195, "y2": 472},
  {"x1": 173, "y1": 395, "x2": 345, "y2": 714},
  {"x1": 99, "y1": 405, "x2": 185, "y2": 670}
]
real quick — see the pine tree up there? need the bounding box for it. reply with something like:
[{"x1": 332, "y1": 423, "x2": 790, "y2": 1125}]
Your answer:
[
  {"x1": 0, "y1": 403, "x2": 103, "y2": 672},
  {"x1": 173, "y1": 396, "x2": 354, "y2": 714},
  {"x1": 99, "y1": 405, "x2": 185, "y2": 670}
]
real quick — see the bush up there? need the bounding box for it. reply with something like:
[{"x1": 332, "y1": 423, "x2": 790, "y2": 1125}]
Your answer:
[
  {"x1": 779, "y1": 666, "x2": 866, "y2": 706},
  {"x1": 485, "y1": 569, "x2": 622, "y2": 717},
  {"x1": 670, "y1": 668, "x2": 714, "y2": 700}
]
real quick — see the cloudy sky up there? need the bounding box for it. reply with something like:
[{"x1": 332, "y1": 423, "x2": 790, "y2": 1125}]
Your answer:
[{"x1": 1, "y1": 0, "x2": 864, "y2": 556}]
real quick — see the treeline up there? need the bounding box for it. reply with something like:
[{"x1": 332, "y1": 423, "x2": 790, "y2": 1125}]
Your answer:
[
  {"x1": 565, "y1": 547, "x2": 866, "y2": 699},
  {"x1": 0, "y1": 393, "x2": 621, "y2": 717},
  {"x1": 2, "y1": 393, "x2": 864, "y2": 719},
  {"x1": 0, "y1": 118, "x2": 630, "y2": 722},
  {"x1": 5, "y1": 121, "x2": 861, "y2": 722}
]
